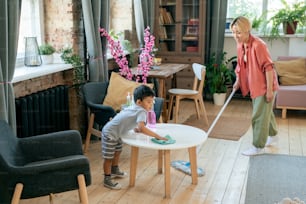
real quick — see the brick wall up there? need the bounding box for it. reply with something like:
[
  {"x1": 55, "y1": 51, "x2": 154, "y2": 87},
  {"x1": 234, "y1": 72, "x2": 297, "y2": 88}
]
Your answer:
[{"x1": 44, "y1": 0, "x2": 83, "y2": 54}]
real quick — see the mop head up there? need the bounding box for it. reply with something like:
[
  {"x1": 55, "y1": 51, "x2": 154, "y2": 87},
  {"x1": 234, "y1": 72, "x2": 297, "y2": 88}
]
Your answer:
[{"x1": 171, "y1": 160, "x2": 205, "y2": 177}]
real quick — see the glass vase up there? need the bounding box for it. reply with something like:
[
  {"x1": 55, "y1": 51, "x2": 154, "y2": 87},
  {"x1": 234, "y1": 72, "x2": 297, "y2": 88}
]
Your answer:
[{"x1": 24, "y1": 37, "x2": 42, "y2": 66}]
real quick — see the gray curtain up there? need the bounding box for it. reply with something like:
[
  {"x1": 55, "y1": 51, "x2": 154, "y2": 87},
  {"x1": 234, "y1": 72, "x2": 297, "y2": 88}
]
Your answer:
[
  {"x1": 133, "y1": 0, "x2": 155, "y2": 48},
  {"x1": 81, "y1": 0, "x2": 109, "y2": 82},
  {"x1": 0, "y1": 0, "x2": 21, "y2": 132},
  {"x1": 205, "y1": 0, "x2": 228, "y2": 63}
]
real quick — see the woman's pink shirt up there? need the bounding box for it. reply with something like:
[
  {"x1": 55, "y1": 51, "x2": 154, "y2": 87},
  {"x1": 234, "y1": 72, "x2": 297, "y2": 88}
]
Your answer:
[{"x1": 235, "y1": 35, "x2": 279, "y2": 98}]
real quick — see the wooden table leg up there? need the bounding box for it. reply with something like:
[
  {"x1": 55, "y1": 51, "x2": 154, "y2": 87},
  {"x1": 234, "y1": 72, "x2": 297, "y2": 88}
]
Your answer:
[
  {"x1": 158, "y1": 150, "x2": 163, "y2": 174},
  {"x1": 129, "y1": 146, "x2": 139, "y2": 187},
  {"x1": 188, "y1": 146, "x2": 198, "y2": 184},
  {"x1": 158, "y1": 79, "x2": 166, "y2": 98},
  {"x1": 164, "y1": 150, "x2": 171, "y2": 198}
]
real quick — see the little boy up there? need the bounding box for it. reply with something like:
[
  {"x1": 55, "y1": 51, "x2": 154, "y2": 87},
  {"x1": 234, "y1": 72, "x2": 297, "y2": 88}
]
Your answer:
[{"x1": 102, "y1": 85, "x2": 168, "y2": 190}]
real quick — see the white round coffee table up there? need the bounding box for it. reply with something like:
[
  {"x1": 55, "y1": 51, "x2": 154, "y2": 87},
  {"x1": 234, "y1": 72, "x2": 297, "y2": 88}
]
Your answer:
[{"x1": 122, "y1": 123, "x2": 207, "y2": 198}]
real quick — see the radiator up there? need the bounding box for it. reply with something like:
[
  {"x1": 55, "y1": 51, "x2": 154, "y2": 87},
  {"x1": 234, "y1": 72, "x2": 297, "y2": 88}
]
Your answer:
[{"x1": 15, "y1": 85, "x2": 70, "y2": 138}]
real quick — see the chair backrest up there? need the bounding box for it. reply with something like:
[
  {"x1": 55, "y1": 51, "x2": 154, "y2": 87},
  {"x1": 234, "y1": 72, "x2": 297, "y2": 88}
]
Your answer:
[
  {"x1": 82, "y1": 82, "x2": 109, "y2": 105},
  {"x1": 154, "y1": 97, "x2": 164, "y2": 121},
  {"x1": 192, "y1": 63, "x2": 206, "y2": 93}
]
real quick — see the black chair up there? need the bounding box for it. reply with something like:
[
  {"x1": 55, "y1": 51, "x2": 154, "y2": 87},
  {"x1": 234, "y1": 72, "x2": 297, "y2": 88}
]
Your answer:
[
  {"x1": 154, "y1": 97, "x2": 164, "y2": 123},
  {"x1": 0, "y1": 120, "x2": 91, "y2": 204},
  {"x1": 82, "y1": 82, "x2": 117, "y2": 152}
]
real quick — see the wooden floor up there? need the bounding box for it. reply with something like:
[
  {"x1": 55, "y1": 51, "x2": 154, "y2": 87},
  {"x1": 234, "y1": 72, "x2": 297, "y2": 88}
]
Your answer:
[{"x1": 20, "y1": 98, "x2": 306, "y2": 204}]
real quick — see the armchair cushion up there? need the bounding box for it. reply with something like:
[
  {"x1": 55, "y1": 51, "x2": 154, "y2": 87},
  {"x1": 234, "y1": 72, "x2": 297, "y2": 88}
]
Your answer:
[
  {"x1": 274, "y1": 58, "x2": 306, "y2": 85},
  {"x1": 19, "y1": 130, "x2": 83, "y2": 162},
  {"x1": 103, "y1": 72, "x2": 153, "y2": 111}
]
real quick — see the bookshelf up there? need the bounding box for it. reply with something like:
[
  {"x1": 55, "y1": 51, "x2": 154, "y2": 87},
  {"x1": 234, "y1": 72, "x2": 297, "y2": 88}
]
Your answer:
[{"x1": 154, "y1": 0, "x2": 206, "y2": 89}]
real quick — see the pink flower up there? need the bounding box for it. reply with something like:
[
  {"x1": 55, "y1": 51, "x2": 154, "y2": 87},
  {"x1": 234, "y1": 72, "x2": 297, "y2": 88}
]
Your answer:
[{"x1": 100, "y1": 27, "x2": 155, "y2": 83}]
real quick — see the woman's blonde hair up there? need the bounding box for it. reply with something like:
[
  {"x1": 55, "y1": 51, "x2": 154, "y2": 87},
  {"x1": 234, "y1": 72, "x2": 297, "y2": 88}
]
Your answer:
[{"x1": 230, "y1": 16, "x2": 251, "y2": 33}]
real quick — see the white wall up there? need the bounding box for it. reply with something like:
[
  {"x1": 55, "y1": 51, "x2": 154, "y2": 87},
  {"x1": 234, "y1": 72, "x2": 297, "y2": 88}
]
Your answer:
[{"x1": 224, "y1": 34, "x2": 306, "y2": 61}]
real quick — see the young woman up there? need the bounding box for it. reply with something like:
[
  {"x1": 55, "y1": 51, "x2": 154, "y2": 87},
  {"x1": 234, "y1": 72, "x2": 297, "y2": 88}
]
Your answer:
[{"x1": 230, "y1": 16, "x2": 279, "y2": 156}]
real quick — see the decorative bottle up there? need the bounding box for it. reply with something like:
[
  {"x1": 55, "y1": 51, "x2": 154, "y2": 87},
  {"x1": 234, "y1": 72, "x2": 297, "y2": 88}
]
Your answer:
[
  {"x1": 126, "y1": 92, "x2": 132, "y2": 106},
  {"x1": 147, "y1": 107, "x2": 156, "y2": 128}
]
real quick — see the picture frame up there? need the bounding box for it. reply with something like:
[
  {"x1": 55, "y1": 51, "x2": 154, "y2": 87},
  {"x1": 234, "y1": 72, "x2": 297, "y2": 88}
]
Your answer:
[{"x1": 185, "y1": 26, "x2": 198, "y2": 36}]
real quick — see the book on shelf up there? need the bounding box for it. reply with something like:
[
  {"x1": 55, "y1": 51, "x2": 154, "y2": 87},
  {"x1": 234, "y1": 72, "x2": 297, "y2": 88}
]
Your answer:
[
  {"x1": 159, "y1": 8, "x2": 174, "y2": 24},
  {"x1": 182, "y1": 35, "x2": 198, "y2": 41},
  {"x1": 158, "y1": 26, "x2": 168, "y2": 39},
  {"x1": 188, "y1": 18, "x2": 199, "y2": 25},
  {"x1": 159, "y1": 14, "x2": 164, "y2": 24},
  {"x1": 160, "y1": 0, "x2": 176, "y2": 6},
  {"x1": 166, "y1": 12, "x2": 174, "y2": 24}
]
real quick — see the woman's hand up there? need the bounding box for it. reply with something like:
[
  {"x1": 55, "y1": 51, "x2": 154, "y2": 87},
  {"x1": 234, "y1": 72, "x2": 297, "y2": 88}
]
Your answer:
[
  {"x1": 233, "y1": 79, "x2": 240, "y2": 91},
  {"x1": 266, "y1": 90, "x2": 273, "y2": 103}
]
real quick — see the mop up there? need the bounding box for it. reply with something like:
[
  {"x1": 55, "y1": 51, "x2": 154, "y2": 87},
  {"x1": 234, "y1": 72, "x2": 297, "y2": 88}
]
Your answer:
[{"x1": 171, "y1": 89, "x2": 237, "y2": 176}]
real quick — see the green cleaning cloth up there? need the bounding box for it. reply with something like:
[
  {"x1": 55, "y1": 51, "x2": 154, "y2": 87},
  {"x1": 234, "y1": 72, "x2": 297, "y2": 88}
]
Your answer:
[{"x1": 151, "y1": 135, "x2": 176, "y2": 145}]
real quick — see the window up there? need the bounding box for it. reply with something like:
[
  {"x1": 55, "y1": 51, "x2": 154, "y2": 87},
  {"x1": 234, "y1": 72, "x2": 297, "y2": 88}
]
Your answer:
[
  {"x1": 227, "y1": 0, "x2": 306, "y2": 27},
  {"x1": 16, "y1": 0, "x2": 44, "y2": 67},
  {"x1": 227, "y1": 0, "x2": 263, "y2": 19}
]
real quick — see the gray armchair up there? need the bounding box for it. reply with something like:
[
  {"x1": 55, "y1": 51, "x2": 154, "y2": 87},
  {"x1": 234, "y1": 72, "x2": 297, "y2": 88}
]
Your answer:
[
  {"x1": 82, "y1": 82, "x2": 117, "y2": 152},
  {"x1": 0, "y1": 120, "x2": 91, "y2": 204}
]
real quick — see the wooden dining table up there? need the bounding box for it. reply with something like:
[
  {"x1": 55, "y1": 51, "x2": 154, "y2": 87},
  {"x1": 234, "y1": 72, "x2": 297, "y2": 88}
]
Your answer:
[{"x1": 132, "y1": 63, "x2": 189, "y2": 98}]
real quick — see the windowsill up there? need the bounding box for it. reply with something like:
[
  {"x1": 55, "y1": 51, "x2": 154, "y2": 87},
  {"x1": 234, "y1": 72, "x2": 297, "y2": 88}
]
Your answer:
[
  {"x1": 12, "y1": 50, "x2": 131, "y2": 84},
  {"x1": 12, "y1": 63, "x2": 74, "y2": 83}
]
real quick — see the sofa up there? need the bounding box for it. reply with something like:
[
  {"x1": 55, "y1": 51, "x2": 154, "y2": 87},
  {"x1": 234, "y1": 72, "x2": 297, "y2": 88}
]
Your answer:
[{"x1": 274, "y1": 56, "x2": 306, "y2": 119}]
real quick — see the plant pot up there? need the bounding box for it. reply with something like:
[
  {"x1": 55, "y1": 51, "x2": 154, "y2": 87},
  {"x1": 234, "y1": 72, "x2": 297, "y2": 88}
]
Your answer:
[
  {"x1": 283, "y1": 21, "x2": 298, "y2": 34},
  {"x1": 41, "y1": 54, "x2": 54, "y2": 64},
  {"x1": 213, "y1": 93, "x2": 226, "y2": 106}
]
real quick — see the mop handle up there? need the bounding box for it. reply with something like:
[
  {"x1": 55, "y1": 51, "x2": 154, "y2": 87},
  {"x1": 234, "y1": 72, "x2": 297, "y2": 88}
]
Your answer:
[{"x1": 206, "y1": 89, "x2": 236, "y2": 137}]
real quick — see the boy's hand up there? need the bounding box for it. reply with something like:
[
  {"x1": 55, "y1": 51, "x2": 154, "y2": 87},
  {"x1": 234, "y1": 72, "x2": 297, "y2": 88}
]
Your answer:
[
  {"x1": 134, "y1": 127, "x2": 140, "y2": 133},
  {"x1": 156, "y1": 135, "x2": 168, "y2": 141}
]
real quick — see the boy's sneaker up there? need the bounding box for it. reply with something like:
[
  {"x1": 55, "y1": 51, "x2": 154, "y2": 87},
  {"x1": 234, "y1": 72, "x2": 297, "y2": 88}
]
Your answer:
[
  {"x1": 104, "y1": 176, "x2": 122, "y2": 190},
  {"x1": 242, "y1": 146, "x2": 264, "y2": 156},
  {"x1": 111, "y1": 166, "x2": 127, "y2": 178},
  {"x1": 265, "y1": 135, "x2": 279, "y2": 147}
]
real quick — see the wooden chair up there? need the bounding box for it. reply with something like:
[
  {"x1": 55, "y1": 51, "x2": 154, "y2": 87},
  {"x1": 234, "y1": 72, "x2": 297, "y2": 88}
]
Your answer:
[
  {"x1": 167, "y1": 63, "x2": 209, "y2": 124},
  {"x1": 82, "y1": 82, "x2": 117, "y2": 153},
  {"x1": 0, "y1": 120, "x2": 91, "y2": 204}
]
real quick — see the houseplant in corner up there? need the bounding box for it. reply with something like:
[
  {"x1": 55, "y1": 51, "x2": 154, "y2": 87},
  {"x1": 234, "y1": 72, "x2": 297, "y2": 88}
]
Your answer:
[
  {"x1": 205, "y1": 52, "x2": 236, "y2": 105},
  {"x1": 267, "y1": 0, "x2": 306, "y2": 41},
  {"x1": 60, "y1": 47, "x2": 84, "y2": 85},
  {"x1": 39, "y1": 43, "x2": 56, "y2": 64}
]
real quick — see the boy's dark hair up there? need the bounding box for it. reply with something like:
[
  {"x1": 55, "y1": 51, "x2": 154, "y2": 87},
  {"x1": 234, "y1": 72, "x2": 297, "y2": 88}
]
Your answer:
[{"x1": 133, "y1": 85, "x2": 155, "y2": 102}]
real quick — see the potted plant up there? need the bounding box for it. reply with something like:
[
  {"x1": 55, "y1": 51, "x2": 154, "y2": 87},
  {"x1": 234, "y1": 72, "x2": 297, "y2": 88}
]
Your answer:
[
  {"x1": 39, "y1": 43, "x2": 56, "y2": 64},
  {"x1": 205, "y1": 52, "x2": 236, "y2": 105},
  {"x1": 267, "y1": 0, "x2": 306, "y2": 40},
  {"x1": 251, "y1": 15, "x2": 264, "y2": 33},
  {"x1": 60, "y1": 47, "x2": 84, "y2": 85}
]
